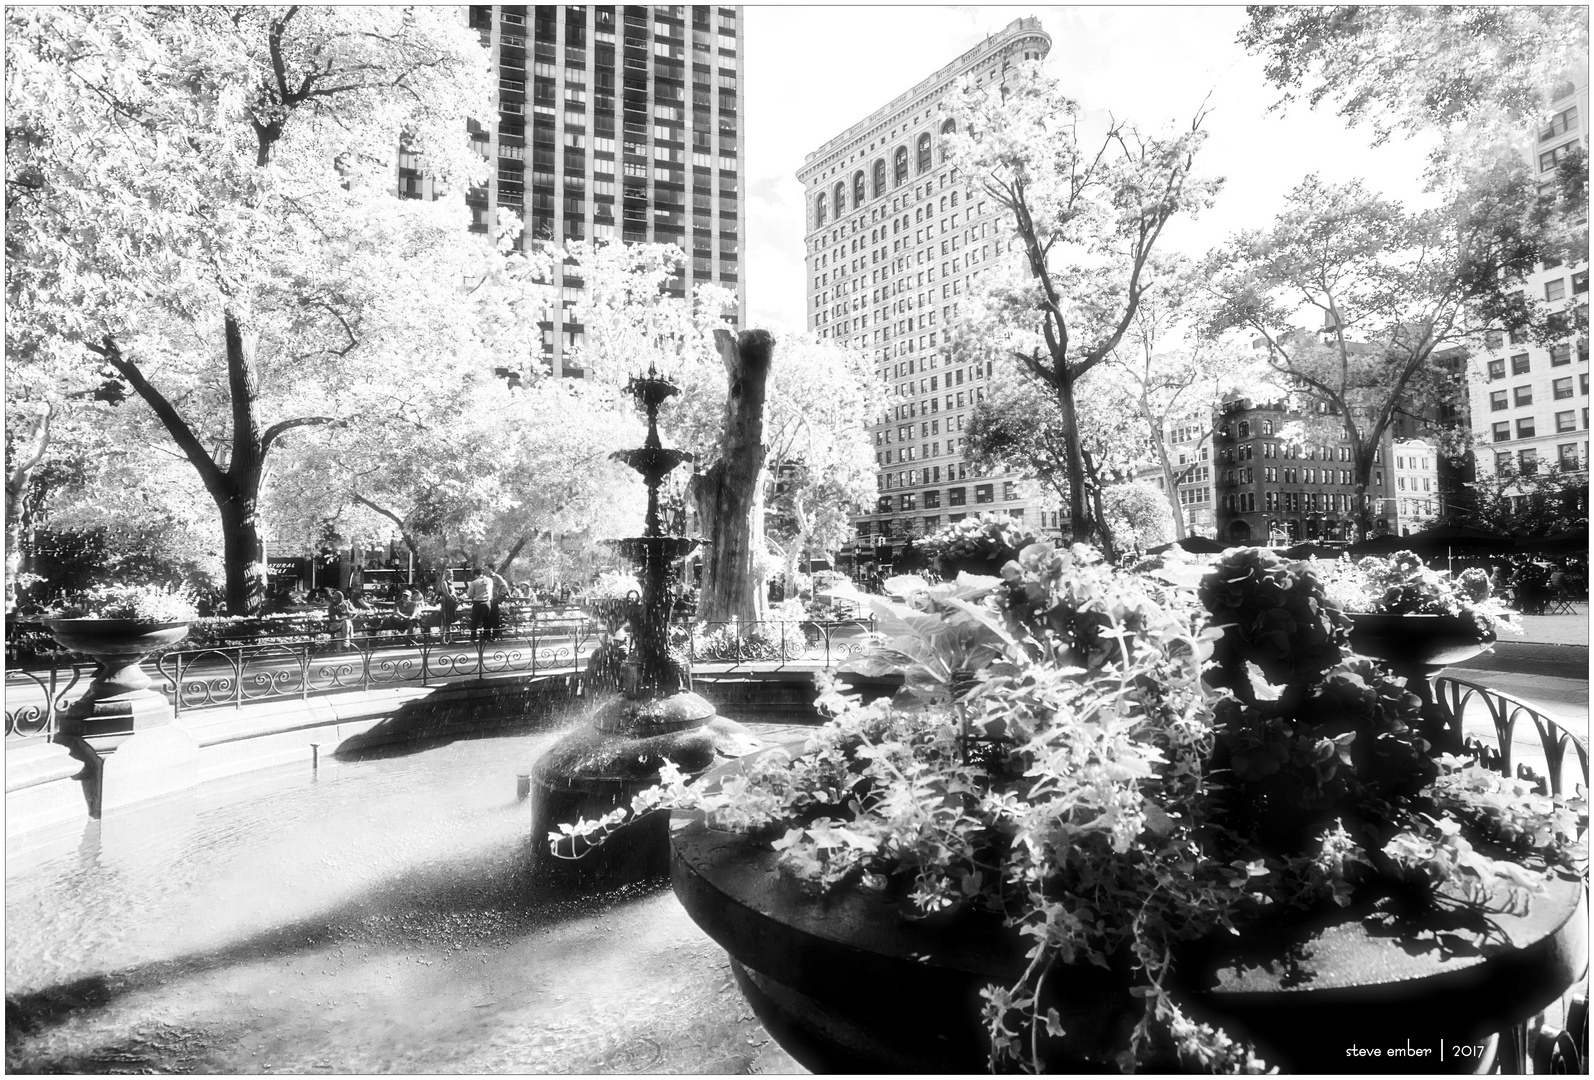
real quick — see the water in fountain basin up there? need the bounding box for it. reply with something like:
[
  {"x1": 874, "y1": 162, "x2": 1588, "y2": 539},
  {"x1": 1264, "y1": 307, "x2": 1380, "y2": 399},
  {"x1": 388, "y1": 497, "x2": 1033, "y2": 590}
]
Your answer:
[{"x1": 5, "y1": 726, "x2": 805, "y2": 1074}]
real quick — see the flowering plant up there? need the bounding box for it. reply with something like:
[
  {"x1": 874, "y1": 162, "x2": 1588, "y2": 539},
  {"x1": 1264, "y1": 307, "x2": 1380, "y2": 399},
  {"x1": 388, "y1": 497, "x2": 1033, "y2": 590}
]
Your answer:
[
  {"x1": 45, "y1": 582, "x2": 199, "y2": 623},
  {"x1": 1308, "y1": 552, "x2": 1519, "y2": 644},
  {"x1": 555, "y1": 544, "x2": 1581, "y2": 1073},
  {"x1": 921, "y1": 510, "x2": 1040, "y2": 577}
]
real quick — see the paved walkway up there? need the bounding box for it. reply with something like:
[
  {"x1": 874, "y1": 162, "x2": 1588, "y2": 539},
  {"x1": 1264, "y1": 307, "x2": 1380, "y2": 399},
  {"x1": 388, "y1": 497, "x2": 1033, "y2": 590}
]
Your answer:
[{"x1": 1510, "y1": 602, "x2": 1589, "y2": 647}]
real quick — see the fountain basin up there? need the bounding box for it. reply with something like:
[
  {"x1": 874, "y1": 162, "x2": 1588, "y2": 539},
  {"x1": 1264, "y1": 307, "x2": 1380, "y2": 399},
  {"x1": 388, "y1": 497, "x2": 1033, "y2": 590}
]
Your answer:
[
  {"x1": 611, "y1": 447, "x2": 694, "y2": 483},
  {"x1": 610, "y1": 535, "x2": 703, "y2": 565}
]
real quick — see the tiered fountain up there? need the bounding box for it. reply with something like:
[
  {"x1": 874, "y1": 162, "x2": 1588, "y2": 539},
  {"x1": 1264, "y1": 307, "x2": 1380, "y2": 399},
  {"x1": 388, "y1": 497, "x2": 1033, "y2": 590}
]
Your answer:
[{"x1": 529, "y1": 364, "x2": 758, "y2": 883}]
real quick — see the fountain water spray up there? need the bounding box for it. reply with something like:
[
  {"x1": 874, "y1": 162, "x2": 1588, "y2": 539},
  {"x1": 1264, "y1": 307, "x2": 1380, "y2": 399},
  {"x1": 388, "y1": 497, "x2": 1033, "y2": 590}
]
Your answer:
[{"x1": 528, "y1": 363, "x2": 759, "y2": 884}]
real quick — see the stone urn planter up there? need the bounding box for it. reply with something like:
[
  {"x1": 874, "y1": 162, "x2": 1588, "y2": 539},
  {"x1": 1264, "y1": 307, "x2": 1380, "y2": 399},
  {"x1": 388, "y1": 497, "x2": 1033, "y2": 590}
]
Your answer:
[
  {"x1": 670, "y1": 755, "x2": 1586, "y2": 1074},
  {"x1": 44, "y1": 618, "x2": 190, "y2": 737},
  {"x1": 1347, "y1": 613, "x2": 1490, "y2": 753}
]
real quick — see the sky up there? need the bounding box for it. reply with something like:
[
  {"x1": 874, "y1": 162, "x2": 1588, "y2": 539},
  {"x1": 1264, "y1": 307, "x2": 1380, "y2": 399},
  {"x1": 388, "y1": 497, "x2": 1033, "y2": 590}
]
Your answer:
[{"x1": 740, "y1": 5, "x2": 1441, "y2": 335}]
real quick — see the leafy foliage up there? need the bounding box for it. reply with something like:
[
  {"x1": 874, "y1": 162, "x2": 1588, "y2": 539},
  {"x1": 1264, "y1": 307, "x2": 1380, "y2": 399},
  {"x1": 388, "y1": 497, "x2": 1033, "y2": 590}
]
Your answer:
[
  {"x1": 945, "y1": 60, "x2": 1221, "y2": 542},
  {"x1": 1309, "y1": 552, "x2": 1519, "y2": 643},
  {"x1": 6, "y1": 7, "x2": 515, "y2": 613},
  {"x1": 1201, "y1": 172, "x2": 1573, "y2": 537},
  {"x1": 46, "y1": 581, "x2": 198, "y2": 623},
  {"x1": 558, "y1": 540, "x2": 1581, "y2": 1072},
  {"x1": 1238, "y1": 7, "x2": 1588, "y2": 171}
]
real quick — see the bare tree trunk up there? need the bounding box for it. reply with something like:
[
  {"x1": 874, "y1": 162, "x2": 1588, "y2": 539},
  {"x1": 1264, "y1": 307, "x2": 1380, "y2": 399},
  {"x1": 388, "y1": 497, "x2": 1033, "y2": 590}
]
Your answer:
[
  {"x1": 1137, "y1": 389, "x2": 1187, "y2": 541},
  {"x1": 693, "y1": 329, "x2": 772, "y2": 626},
  {"x1": 1054, "y1": 372, "x2": 1092, "y2": 540}
]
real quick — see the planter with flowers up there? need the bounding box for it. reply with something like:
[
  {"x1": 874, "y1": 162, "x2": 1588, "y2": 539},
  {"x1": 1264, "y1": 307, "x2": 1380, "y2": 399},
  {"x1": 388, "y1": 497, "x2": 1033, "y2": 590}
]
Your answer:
[
  {"x1": 922, "y1": 509, "x2": 1042, "y2": 579},
  {"x1": 1309, "y1": 552, "x2": 1520, "y2": 754},
  {"x1": 556, "y1": 545, "x2": 1584, "y2": 1073},
  {"x1": 44, "y1": 583, "x2": 198, "y2": 737}
]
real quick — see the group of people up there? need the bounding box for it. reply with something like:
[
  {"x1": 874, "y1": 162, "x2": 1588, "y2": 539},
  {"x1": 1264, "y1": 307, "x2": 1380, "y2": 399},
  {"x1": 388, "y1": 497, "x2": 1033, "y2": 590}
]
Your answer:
[{"x1": 260, "y1": 568, "x2": 625, "y2": 651}]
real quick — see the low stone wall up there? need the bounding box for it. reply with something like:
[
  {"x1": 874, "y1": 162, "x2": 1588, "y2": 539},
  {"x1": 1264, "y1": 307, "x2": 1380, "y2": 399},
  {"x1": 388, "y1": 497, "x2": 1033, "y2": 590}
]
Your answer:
[{"x1": 4, "y1": 670, "x2": 835, "y2": 839}]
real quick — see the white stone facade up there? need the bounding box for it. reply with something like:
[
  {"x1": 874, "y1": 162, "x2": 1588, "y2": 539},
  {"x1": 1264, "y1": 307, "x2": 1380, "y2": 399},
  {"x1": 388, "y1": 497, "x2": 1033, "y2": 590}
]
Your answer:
[{"x1": 796, "y1": 18, "x2": 1053, "y2": 560}]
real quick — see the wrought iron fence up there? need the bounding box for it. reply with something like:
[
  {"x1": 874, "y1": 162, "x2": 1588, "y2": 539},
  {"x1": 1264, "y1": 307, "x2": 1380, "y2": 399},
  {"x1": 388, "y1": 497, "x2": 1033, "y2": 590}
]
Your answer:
[
  {"x1": 1436, "y1": 675, "x2": 1590, "y2": 801},
  {"x1": 4, "y1": 663, "x2": 91, "y2": 741},
  {"x1": 159, "y1": 621, "x2": 605, "y2": 717},
  {"x1": 684, "y1": 618, "x2": 877, "y2": 673},
  {"x1": 5, "y1": 615, "x2": 883, "y2": 738}
]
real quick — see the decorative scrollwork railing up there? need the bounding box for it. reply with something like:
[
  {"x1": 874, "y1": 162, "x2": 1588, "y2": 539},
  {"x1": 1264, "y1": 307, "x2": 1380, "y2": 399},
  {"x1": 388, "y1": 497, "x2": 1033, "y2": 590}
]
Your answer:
[
  {"x1": 4, "y1": 664, "x2": 90, "y2": 740},
  {"x1": 1435, "y1": 676, "x2": 1590, "y2": 803},
  {"x1": 685, "y1": 618, "x2": 877, "y2": 674},
  {"x1": 1434, "y1": 676, "x2": 1590, "y2": 1076}
]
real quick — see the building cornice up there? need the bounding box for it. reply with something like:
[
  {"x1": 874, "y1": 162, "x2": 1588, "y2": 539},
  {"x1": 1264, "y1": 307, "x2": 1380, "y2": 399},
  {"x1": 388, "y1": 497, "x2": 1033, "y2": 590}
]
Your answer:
[{"x1": 796, "y1": 16, "x2": 1049, "y2": 186}]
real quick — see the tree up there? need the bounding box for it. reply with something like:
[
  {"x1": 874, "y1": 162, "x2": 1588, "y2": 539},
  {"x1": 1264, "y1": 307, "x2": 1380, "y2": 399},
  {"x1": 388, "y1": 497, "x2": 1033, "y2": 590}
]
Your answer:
[
  {"x1": 753, "y1": 336, "x2": 880, "y2": 596},
  {"x1": 6, "y1": 7, "x2": 507, "y2": 614},
  {"x1": 1239, "y1": 7, "x2": 1589, "y2": 171},
  {"x1": 692, "y1": 329, "x2": 774, "y2": 625},
  {"x1": 567, "y1": 243, "x2": 880, "y2": 619},
  {"x1": 265, "y1": 373, "x2": 644, "y2": 580},
  {"x1": 1203, "y1": 173, "x2": 1568, "y2": 539},
  {"x1": 1102, "y1": 257, "x2": 1259, "y2": 540},
  {"x1": 1441, "y1": 464, "x2": 1589, "y2": 537},
  {"x1": 964, "y1": 362, "x2": 1149, "y2": 559},
  {"x1": 1100, "y1": 482, "x2": 1175, "y2": 554},
  {"x1": 945, "y1": 60, "x2": 1221, "y2": 543}
]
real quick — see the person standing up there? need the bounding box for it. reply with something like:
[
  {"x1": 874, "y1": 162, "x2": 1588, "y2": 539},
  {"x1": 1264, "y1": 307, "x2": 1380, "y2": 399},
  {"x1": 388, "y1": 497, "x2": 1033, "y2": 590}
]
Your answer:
[
  {"x1": 488, "y1": 567, "x2": 510, "y2": 639},
  {"x1": 466, "y1": 567, "x2": 493, "y2": 643}
]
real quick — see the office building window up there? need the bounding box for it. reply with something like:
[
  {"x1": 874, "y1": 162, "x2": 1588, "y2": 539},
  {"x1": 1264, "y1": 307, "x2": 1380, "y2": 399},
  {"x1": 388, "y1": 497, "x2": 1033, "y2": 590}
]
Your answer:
[
  {"x1": 1495, "y1": 450, "x2": 1513, "y2": 472},
  {"x1": 1486, "y1": 358, "x2": 1505, "y2": 380},
  {"x1": 1551, "y1": 342, "x2": 1572, "y2": 365},
  {"x1": 1540, "y1": 144, "x2": 1573, "y2": 172},
  {"x1": 1519, "y1": 448, "x2": 1539, "y2": 474},
  {"x1": 1514, "y1": 385, "x2": 1533, "y2": 406},
  {"x1": 1540, "y1": 105, "x2": 1577, "y2": 140},
  {"x1": 1489, "y1": 389, "x2": 1508, "y2": 410},
  {"x1": 1492, "y1": 421, "x2": 1511, "y2": 442},
  {"x1": 1516, "y1": 417, "x2": 1536, "y2": 438},
  {"x1": 975, "y1": 483, "x2": 993, "y2": 504},
  {"x1": 1511, "y1": 353, "x2": 1531, "y2": 374},
  {"x1": 1546, "y1": 278, "x2": 1566, "y2": 301},
  {"x1": 1554, "y1": 377, "x2": 1574, "y2": 399},
  {"x1": 1558, "y1": 443, "x2": 1581, "y2": 468},
  {"x1": 948, "y1": 486, "x2": 966, "y2": 506},
  {"x1": 1557, "y1": 410, "x2": 1577, "y2": 432}
]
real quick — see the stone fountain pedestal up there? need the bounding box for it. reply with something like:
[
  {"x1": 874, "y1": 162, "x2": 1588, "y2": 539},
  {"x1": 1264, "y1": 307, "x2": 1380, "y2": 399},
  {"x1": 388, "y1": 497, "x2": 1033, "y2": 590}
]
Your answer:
[{"x1": 528, "y1": 365, "x2": 761, "y2": 886}]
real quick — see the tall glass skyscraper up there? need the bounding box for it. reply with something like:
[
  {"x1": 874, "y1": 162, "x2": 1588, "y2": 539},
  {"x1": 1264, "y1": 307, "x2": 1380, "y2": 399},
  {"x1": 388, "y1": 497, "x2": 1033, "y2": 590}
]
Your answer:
[{"x1": 402, "y1": 6, "x2": 747, "y2": 380}]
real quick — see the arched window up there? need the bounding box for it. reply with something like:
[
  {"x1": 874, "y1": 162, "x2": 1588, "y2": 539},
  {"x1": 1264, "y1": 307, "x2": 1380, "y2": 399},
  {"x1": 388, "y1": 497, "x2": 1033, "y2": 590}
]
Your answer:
[
  {"x1": 894, "y1": 146, "x2": 908, "y2": 185},
  {"x1": 916, "y1": 133, "x2": 932, "y2": 173},
  {"x1": 938, "y1": 119, "x2": 955, "y2": 163},
  {"x1": 833, "y1": 181, "x2": 846, "y2": 214},
  {"x1": 872, "y1": 159, "x2": 886, "y2": 197},
  {"x1": 853, "y1": 170, "x2": 865, "y2": 205},
  {"x1": 816, "y1": 192, "x2": 827, "y2": 226}
]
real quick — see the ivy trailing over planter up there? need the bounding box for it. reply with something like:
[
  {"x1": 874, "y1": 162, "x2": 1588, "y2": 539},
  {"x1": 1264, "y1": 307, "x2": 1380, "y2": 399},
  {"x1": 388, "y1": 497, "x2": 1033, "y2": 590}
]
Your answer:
[{"x1": 556, "y1": 543, "x2": 1584, "y2": 1073}]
